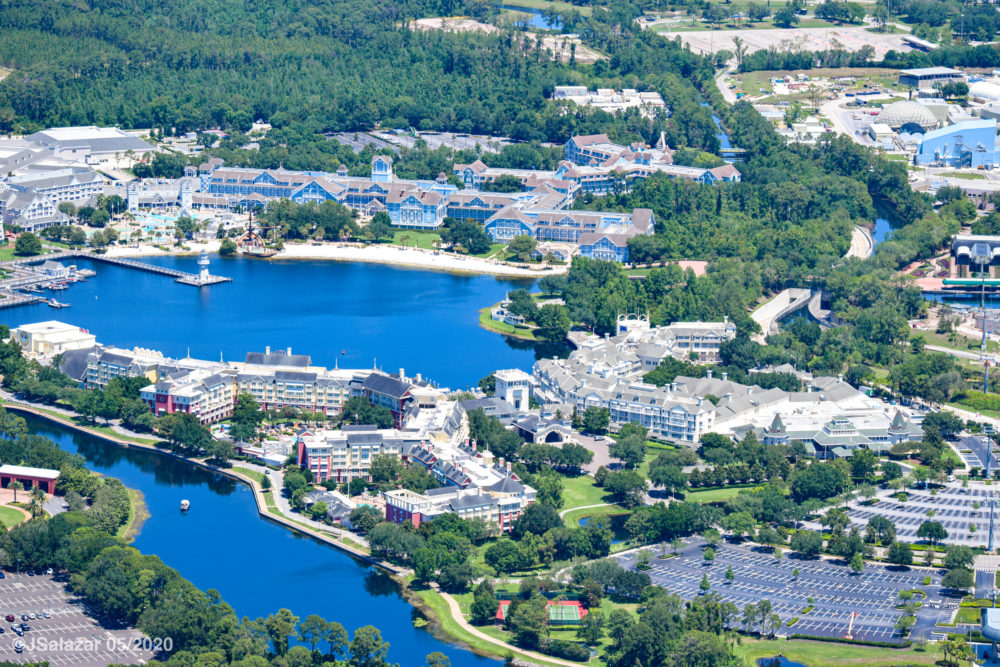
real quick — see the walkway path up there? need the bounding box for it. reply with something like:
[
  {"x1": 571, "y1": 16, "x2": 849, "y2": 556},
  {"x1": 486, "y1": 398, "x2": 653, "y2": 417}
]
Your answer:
[
  {"x1": 435, "y1": 587, "x2": 589, "y2": 667},
  {"x1": 846, "y1": 225, "x2": 874, "y2": 260},
  {"x1": 558, "y1": 503, "x2": 610, "y2": 519}
]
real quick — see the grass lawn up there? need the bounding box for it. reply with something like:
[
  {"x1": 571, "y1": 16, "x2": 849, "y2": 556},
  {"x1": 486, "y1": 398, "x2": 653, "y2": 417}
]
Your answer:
[
  {"x1": 0, "y1": 245, "x2": 53, "y2": 262},
  {"x1": 562, "y1": 503, "x2": 628, "y2": 529},
  {"x1": 919, "y1": 329, "x2": 999, "y2": 354},
  {"x1": 232, "y1": 466, "x2": 266, "y2": 485},
  {"x1": 684, "y1": 485, "x2": 761, "y2": 503},
  {"x1": 413, "y1": 589, "x2": 581, "y2": 667},
  {"x1": 941, "y1": 172, "x2": 987, "y2": 180},
  {"x1": 0, "y1": 505, "x2": 26, "y2": 529},
  {"x1": 501, "y1": 0, "x2": 594, "y2": 16},
  {"x1": 117, "y1": 487, "x2": 148, "y2": 543},
  {"x1": 734, "y1": 638, "x2": 941, "y2": 666},
  {"x1": 956, "y1": 606, "x2": 982, "y2": 624},
  {"x1": 472, "y1": 242, "x2": 508, "y2": 259},
  {"x1": 561, "y1": 473, "x2": 608, "y2": 509},
  {"x1": 478, "y1": 306, "x2": 538, "y2": 341},
  {"x1": 392, "y1": 230, "x2": 440, "y2": 249}
]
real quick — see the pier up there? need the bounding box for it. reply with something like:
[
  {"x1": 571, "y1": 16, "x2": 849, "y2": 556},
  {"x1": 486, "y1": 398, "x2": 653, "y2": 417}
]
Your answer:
[
  {"x1": 0, "y1": 249, "x2": 231, "y2": 310},
  {"x1": 84, "y1": 254, "x2": 231, "y2": 286}
]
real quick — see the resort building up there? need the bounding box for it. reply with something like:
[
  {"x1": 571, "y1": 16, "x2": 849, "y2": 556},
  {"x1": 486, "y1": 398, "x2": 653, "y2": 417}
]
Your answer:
[
  {"x1": 140, "y1": 368, "x2": 236, "y2": 424},
  {"x1": 745, "y1": 411, "x2": 923, "y2": 459},
  {"x1": 296, "y1": 425, "x2": 423, "y2": 483},
  {"x1": 483, "y1": 207, "x2": 654, "y2": 262},
  {"x1": 0, "y1": 464, "x2": 59, "y2": 494},
  {"x1": 10, "y1": 321, "x2": 96, "y2": 359},
  {"x1": 534, "y1": 320, "x2": 908, "y2": 449},
  {"x1": 495, "y1": 369, "x2": 534, "y2": 411},
  {"x1": 384, "y1": 468, "x2": 535, "y2": 533},
  {"x1": 229, "y1": 348, "x2": 364, "y2": 415}
]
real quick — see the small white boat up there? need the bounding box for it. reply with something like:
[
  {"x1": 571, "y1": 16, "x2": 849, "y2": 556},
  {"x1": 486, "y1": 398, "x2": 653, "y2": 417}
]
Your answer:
[{"x1": 180, "y1": 499, "x2": 190, "y2": 511}]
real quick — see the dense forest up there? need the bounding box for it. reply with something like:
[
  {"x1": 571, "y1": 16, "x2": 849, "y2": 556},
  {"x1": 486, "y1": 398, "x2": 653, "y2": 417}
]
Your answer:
[{"x1": 0, "y1": 0, "x2": 718, "y2": 153}]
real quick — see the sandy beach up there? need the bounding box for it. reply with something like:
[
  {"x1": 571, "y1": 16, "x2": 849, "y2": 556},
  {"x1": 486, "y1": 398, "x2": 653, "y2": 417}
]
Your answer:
[{"x1": 101, "y1": 241, "x2": 566, "y2": 277}]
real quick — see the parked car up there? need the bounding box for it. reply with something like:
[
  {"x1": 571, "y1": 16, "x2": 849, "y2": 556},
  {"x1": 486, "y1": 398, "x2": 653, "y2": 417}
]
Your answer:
[
  {"x1": 20, "y1": 623, "x2": 30, "y2": 631},
  {"x1": 45, "y1": 568, "x2": 53, "y2": 575},
  {"x1": 14, "y1": 639, "x2": 23, "y2": 652},
  {"x1": 4, "y1": 615, "x2": 13, "y2": 622}
]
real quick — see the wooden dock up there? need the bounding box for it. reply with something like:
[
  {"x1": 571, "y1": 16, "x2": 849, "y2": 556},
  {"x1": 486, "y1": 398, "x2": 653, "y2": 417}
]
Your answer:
[
  {"x1": 83, "y1": 254, "x2": 232, "y2": 286},
  {"x1": 3, "y1": 251, "x2": 231, "y2": 288}
]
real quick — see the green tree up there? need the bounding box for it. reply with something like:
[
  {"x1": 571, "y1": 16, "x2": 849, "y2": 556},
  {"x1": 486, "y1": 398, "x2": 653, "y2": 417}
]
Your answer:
[
  {"x1": 507, "y1": 235, "x2": 537, "y2": 262},
  {"x1": 699, "y1": 573, "x2": 711, "y2": 593},
  {"x1": 470, "y1": 580, "x2": 497, "y2": 625},
  {"x1": 426, "y1": 652, "x2": 451, "y2": 667},
  {"x1": 14, "y1": 232, "x2": 42, "y2": 256},
  {"x1": 916, "y1": 520, "x2": 948, "y2": 548},
  {"x1": 298, "y1": 614, "x2": 328, "y2": 651},
  {"x1": 348, "y1": 625, "x2": 392, "y2": 667},
  {"x1": 219, "y1": 238, "x2": 237, "y2": 256},
  {"x1": 849, "y1": 551, "x2": 864, "y2": 574},
  {"x1": 581, "y1": 407, "x2": 610, "y2": 435},
  {"x1": 887, "y1": 542, "x2": 913, "y2": 567},
  {"x1": 368, "y1": 212, "x2": 394, "y2": 242},
  {"x1": 264, "y1": 608, "x2": 299, "y2": 656},
  {"x1": 533, "y1": 304, "x2": 571, "y2": 342}
]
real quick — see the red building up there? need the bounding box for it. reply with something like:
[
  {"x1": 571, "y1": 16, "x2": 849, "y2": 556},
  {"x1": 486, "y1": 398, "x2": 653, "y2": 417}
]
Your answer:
[{"x1": 0, "y1": 464, "x2": 59, "y2": 494}]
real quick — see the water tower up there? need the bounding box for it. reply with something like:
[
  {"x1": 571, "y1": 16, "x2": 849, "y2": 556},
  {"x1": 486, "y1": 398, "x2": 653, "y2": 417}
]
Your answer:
[{"x1": 198, "y1": 251, "x2": 210, "y2": 283}]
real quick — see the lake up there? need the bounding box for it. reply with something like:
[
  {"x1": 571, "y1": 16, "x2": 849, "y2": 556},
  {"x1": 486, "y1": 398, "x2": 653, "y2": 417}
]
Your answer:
[
  {"x1": 22, "y1": 413, "x2": 499, "y2": 666},
  {"x1": 5, "y1": 255, "x2": 546, "y2": 389}
]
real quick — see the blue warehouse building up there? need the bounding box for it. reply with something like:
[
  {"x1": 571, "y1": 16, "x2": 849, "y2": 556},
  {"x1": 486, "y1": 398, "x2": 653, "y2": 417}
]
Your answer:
[{"x1": 915, "y1": 119, "x2": 1000, "y2": 168}]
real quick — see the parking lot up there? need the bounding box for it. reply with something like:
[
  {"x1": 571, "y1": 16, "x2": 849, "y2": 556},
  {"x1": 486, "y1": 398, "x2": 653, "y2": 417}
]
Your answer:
[
  {"x1": 0, "y1": 572, "x2": 153, "y2": 666},
  {"x1": 846, "y1": 485, "x2": 999, "y2": 547},
  {"x1": 958, "y1": 435, "x2": 998, "y2": 472},
  {"x1": 619, "y1": 540, "x2": 948, "y2": 641}
]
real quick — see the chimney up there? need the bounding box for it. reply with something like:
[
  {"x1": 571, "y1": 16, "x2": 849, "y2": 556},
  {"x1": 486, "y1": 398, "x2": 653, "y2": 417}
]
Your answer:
[
  {"x1": 721, "y1": 372, "x2": 728, "y2": 382},
  {"x1": 416, "y1": 373, "x2": 422, "y2": 383},
  {"x1": 287, "y1": 347, "x2": 292, "y2": 355},
  {"x1": 265, "y1": 345, "x2": 270, "y2": 354},
  {"x1": 838, "y1": 373, "x2": 844, "y2": 382},
  {"x1": 399, "y1": 368, "x2": 405, "y2": 380}
]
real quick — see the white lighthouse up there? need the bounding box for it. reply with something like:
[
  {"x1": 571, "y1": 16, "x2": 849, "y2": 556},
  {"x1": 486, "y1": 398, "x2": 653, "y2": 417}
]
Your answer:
[{"x1": 198, "y1": 251, "x2": 210, "y2": 283}]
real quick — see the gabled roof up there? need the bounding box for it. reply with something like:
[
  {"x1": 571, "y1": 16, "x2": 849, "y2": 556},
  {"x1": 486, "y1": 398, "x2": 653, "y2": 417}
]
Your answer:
[{"x1": 363, "y1": 373, "x2": 412, "y2": 399}]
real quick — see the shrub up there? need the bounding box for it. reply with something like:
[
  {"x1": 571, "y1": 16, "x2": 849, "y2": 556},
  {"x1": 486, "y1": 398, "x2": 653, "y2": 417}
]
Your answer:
[
  {"x1": 786, "y1": 634, "x2": 911, "y2": 648},
  {"x1": 542, "y1": 639, "x2": 590, "y2": 661}
]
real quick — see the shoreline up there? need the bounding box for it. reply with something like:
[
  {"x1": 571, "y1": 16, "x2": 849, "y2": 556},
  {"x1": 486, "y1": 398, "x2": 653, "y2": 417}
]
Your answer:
[
  {"x1": 102, "y1": 240, "x2": 564, "y2": 278},
  {"x1": 2, "y1": 399, "x2": 596, "y2": 667}
]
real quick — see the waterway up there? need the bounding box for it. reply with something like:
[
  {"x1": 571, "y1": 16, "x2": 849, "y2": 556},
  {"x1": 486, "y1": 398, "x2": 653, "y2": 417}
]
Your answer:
[
  {"x1": 5, "y1": 256, "x2": 548, "y2": 389},
  {"x1": 500, "y1": 5, "x2": 563, "y2": 30},
  {"x1": 21, "y1": 413, "x2": 498, "y2": 665}
]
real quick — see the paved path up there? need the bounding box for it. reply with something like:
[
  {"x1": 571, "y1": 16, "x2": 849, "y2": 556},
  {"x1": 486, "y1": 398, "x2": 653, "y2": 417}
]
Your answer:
[
  {"x1": 435, "y1": 587, "x2": 587, "y2": 667},
  {"x1": 846, "y1": 225, "x2": 873, "y2": 260},
  {"x1": 558, "y1": 503, "x2": 610, "y2": 519}
]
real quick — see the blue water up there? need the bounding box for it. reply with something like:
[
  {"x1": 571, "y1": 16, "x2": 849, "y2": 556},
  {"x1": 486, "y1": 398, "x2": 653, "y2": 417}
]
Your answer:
[
  {"x1": 577, "y1": 515, "x2": 627, "y2": 544},
  {"x1": 4, "y1": 256, "x2": 547, "y2": 389},
  {"x1": 22, "y1": 413, "x2": 498, "y2": 665},
  {"x1": 757, "y1": 658, "x2": 809, "y2": 667},
  {"x1": 501, "y1": 5, "x2": 563, "y2": 30},
  {"x1": 872, "y1": 216, "x2": 892, "y2": 246}
]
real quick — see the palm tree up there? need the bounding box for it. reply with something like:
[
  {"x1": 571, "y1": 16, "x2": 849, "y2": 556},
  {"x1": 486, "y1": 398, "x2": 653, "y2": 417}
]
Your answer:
[
  {"x1": 9, "y1": 480, "x2": 23, "y2": 503},
  {"x1": 28, "y1": 487, "x2": 45, "y2": 518}
]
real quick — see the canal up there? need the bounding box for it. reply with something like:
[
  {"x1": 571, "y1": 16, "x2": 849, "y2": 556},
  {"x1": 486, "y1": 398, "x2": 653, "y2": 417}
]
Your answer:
[
  {"x1": 22, "y1": 412, "x2": 498, "y2": 665},
  {"x1": 6, "y1": 255, "x2": 543, "y2": 389}
]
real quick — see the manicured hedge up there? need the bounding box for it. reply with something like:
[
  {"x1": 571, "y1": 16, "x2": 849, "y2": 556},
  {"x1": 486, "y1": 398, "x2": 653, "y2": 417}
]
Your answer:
[
  {"x1": 542, "y1": 639, "x2": 590, "y2": 662},
  {"x1": 787, "y1": 634, "x2": 911, "y2": 648}
]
